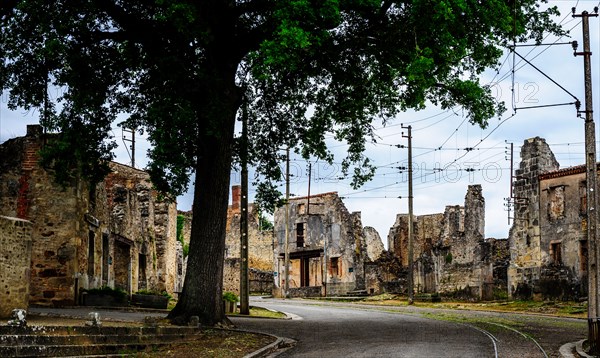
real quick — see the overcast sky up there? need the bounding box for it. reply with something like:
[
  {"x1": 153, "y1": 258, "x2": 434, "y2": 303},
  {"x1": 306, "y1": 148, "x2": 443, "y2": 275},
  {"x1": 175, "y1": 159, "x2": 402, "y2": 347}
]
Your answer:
[{"x1": 1, "y1": 1, "x2": 599, "y2": 247}]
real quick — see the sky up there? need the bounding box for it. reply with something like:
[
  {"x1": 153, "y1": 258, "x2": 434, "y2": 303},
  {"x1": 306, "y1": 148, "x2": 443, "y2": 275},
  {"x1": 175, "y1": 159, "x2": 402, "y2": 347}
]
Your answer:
[{"x1": 1, "y1": 1, "x2": 599, "y2": 247}]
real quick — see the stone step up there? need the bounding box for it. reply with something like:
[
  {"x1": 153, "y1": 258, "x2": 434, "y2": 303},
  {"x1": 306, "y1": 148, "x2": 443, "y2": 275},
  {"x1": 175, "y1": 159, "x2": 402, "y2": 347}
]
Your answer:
[
  {"x1": 0, "y1": 326, "x2": 203, "y2": 357},
  {"x1": 0, "y1": 342, "x2": 171, "y2": 357},
  {"x1": 345, "y1": 290, "x2": 369, "y2": 297},
  {"x1": 0, "y1": 325, "x2": 200, "y2": 336},
  {"x1": 0, "y1": 332, "x2": 197, "y2": 346}
]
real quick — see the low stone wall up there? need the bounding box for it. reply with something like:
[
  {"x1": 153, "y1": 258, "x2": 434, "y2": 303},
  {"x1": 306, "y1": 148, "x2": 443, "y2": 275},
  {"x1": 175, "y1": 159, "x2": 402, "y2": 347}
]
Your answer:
[
  {"x1": 249, "y1": 268, "x2": 273, "y2": 295},
  {"x1": 327, "y1": 282, "x2": 356, "y2": 296},
  {"x1": 0, "y1": 216, "x2": 32, "y2": 318}
]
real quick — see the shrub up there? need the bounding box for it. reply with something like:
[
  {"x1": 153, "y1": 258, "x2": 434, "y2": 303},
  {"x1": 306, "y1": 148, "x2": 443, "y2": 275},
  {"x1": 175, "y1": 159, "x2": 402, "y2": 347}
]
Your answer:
[
  {"x1": 135, "y1": 289, "x2": 173, "y2": 301},
  {"x1": 85, "y1": 286, "x2": 128, "y2": 301},
  {"x1": 223, "y1": 291, "x2": 239, "y2": 303}
]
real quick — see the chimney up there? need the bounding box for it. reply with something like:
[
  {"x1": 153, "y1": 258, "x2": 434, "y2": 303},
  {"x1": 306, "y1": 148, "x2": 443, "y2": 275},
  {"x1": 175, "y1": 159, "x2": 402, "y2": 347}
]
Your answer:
[{"x1": 231, "y1": 185, "x2": 241, "y2": 212}]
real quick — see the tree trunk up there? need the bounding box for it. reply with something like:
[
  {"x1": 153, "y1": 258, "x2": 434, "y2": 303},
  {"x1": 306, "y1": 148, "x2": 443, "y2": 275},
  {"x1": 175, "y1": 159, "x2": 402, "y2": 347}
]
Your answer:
[{"x1": 167, "y1": 75, "x2": 240, "y2": 327}]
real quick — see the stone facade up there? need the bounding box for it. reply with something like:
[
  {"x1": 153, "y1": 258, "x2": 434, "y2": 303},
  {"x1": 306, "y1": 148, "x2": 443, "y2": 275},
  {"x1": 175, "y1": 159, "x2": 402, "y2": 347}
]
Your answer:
[
  {"x1": 508, "y1": 137, "x2": 589, "y2": 300},
  {"x1": 0, "y1": 216, "x2": 32, "y2": 318},
  {"x1": 384, "y1": 185, "x2": 502, "y2": 300},
  {"x1": 0, "y1": 125, "x2": 178, "y2": 307},
  {"x1": 273, "y1": 192, "x2": 384, "y2": 297},
  {"x1": 364, "y1": 226, "x2": 385, "y2": 262},
  {"x1": 178, "y1": 185, "x2": 274, "y2": 296}
]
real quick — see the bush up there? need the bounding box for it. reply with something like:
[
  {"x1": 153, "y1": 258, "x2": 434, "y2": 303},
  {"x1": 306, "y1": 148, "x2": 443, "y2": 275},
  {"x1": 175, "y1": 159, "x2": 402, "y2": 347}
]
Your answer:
[
  {"x1": 223, "y1": 291, "x2": 239, "y2": 303},
  {"x1": 135, "y1": 289, "x2": 173, "y2": 301},
  {"x1": 85, "y1": 286, "x2": 128, "y2": 301}
]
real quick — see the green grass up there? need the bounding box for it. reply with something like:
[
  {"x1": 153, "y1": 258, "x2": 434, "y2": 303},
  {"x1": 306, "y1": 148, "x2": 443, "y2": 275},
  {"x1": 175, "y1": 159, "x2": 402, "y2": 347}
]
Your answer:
[{"x1": 227, "y1": 306, "x2": 287, "y2": 319}]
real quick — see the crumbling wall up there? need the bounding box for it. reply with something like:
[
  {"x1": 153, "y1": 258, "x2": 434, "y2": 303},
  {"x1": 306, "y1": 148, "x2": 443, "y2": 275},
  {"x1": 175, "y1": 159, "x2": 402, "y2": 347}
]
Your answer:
[
  {"x1": 508, "y1": 137, "x2": 561, "y2": 299},
  {"x1": 225, "y1": 200, "x2": 273, "y2": 271},
  {"x1": 385, "y1": 185, "x2": 494, "y2": 300},
  {"x1": 0, "y1": 126, "x2": 88, "y2": 306},
  {"x1": 364, "y1": 226, "x2": 385, "y2": 262},
  {"x1": 178, "y1": 186, "x2": 274, "y2": 296},
  {"x1": 103, "y1": 163, "x2": 178, "y2": 295},
  {"x1": 0, "y1": 126, "x2": 179, "y2": 307},
  {"x1": 0, "y1": 216, "x2": 32, "y2": 317},
  {"x1": 436, "y1": 185, "x2": 492, "y2": 299},
  {"x1": 273, "y1": 192, "x2": 373, "y2": 297},
  {"x1": 490, "y1": 238, "x2": 509, "y2": 298}
]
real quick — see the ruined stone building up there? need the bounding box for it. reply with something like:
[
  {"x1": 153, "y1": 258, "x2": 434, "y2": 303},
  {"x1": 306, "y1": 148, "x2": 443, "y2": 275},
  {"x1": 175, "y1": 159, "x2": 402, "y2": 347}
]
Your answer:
[
  {"x1": 383, "y1": 185, "x2": 507, "y2": 300},
  {"x1": 272, "y1": 192, "x2": 384, "y2": 297},
  {"x1": 0, "y1": 125, "x2": 178, "y2": 307},
  {"x1": 178, "y1": 185, "x2": 274, "y2": 296},
  {"x1": 508, "y1": 137, "x2": 589, "y2": 300}
]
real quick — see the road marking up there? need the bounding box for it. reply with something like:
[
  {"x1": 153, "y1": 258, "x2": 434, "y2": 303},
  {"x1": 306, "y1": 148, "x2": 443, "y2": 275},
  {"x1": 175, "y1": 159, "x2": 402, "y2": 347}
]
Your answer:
[
  {"x1": 487, "y1": 322, "x2": 548, "y2": 358},
  {"x1": 464, "y1": 323, "x2": 499, "y2": 358}
]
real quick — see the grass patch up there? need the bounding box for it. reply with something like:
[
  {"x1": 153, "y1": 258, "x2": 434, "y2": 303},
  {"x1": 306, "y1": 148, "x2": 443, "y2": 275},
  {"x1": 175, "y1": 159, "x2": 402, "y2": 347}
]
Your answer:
[
  {"x1": 227, "y1": 306, "x2": 287, "y2": 319},
  {"x1": 342, "y1": 295, "x2": 588, "y2": 319}
]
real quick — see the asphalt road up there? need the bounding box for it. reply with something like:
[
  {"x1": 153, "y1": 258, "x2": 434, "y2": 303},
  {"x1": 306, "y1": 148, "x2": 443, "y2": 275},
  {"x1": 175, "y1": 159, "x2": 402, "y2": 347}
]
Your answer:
[
  {"x1": 29, "y1": 298, "x2": 586, "y2": 357},
  {"x1": 230, "y1": 297, "x2": 499, "y2": 358}
]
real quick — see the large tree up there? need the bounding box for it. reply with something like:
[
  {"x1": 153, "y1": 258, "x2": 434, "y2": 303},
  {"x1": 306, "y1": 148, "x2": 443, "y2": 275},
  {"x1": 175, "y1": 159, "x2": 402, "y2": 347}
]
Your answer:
[{"x1": 0, "y1": 1, "x2": 562, "y2": 325}]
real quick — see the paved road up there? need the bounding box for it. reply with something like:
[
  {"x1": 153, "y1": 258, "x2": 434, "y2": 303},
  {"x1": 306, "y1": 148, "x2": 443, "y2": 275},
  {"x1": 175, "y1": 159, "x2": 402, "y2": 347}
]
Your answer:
[{"x1": 230, "y1": 297, "x2": 498, "y2": 357}]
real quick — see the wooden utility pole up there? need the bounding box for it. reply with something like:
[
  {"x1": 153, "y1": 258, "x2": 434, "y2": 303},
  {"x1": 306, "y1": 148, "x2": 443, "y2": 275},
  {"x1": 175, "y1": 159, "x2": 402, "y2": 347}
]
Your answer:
[
  {"x1": 239, "y1": 96, "x2": 250, "y2": 315},
  {"x1": 284, "y1": 147, "x2": 290, "y2": 299},
  {"x1": 402, "y1": 125, "x2": 414, "y2": 305},
  {"x1": 574, "y1": 8, "x2": 600, "y2": 353}
]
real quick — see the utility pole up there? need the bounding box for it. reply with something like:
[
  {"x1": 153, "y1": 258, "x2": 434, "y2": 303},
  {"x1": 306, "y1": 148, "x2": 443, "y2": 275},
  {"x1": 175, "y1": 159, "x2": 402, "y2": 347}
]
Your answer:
[
  {"x1": 122, "y1": 127, "x2": 135, "y2": 168},
  {"x1": 505, "y1": 142, "x2": 514, "y2": 225},
  {"x1": 239, "y1": 95, "x2": 249, "y2": 315},
  {"x1": 402, "y1": 125, "x2": 414, "y2": 305},
  {"x1": 284, "y1": 147, "x2": 290, "y2": 299},
  {"x1": 307, "y1": 162, "x2": 312, "y2": 215},
  {"x1": 573, "y1": 7, "x2": 599, "y2": 354}
]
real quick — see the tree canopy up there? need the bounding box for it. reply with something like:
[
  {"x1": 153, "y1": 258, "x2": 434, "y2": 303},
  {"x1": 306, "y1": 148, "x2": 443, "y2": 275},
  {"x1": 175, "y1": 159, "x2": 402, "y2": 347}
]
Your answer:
[{"x1": 0, "y1": 0, "x2": 563, "y2": 325}]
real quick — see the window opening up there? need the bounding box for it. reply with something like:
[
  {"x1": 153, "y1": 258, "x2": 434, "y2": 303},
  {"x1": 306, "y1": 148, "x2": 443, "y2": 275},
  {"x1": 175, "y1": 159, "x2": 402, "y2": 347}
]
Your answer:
[
  {"x1": 551, "y1": 242, "x2": 562, "y2": 265},
  {"x1": 87, "y1": 231, "x2": 95, "y2": 277},
  {"x1": 296, "y1": 223, "x2": 305, "y2": 248}
]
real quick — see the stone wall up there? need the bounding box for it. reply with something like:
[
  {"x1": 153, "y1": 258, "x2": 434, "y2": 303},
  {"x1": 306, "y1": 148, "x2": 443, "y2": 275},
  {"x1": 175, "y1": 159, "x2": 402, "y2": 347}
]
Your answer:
[
  {"x1": 0, "y1": 126, "x2": 178, "y2": 306},
  {"x1": 225, "y1": 188, "x2": 274, "y2": 271},
  {"x1": 0, "y1": 216, "x2": 32, "y2": 317},
  {"x1": 508, "y1": 136, "x2": 593, "y2": 300},
  {"x1": 364, "y1": 226, "x2": 385, "y2": 262},
  {"x1": 273, "y1": 192, "x2": 381, "y2": 297},
  {"x1": 178, "y1": 185, "x2": 275, "y2": 296},
  {"x1": 385, "y1": 185, "x2": 498, "y2": 300}
]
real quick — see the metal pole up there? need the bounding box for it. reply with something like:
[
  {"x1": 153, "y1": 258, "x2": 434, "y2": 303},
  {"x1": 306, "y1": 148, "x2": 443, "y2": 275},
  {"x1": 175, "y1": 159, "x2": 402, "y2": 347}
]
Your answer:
[
  {"x1": 239, "y1": 96, "x2": 249, "y2": 315},
  {"x1": 307, "y1": 162, "x2": 311, "y2": 215},
  {"x1": 574, "y1": 9, "x2": 599, "y2": 353},
  {"x1": 402, "y1": 125, "x2": 414, "y2": 305},
  {"x1": 284, "y1": 147, "x2": 290, "y2": 299},
  {"x1": 131, "y1": 129, "x2": 135, "y2": 168},
  {"x1": 323, "y1": 220, "x2": 328, "y2": 298}
]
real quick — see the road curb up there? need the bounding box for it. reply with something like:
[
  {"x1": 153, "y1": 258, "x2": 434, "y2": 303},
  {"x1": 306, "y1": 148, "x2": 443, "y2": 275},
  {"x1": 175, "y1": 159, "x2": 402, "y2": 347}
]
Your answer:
[{"x1": 243, "y1": 336, "x2": 294, "y2": 358}]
